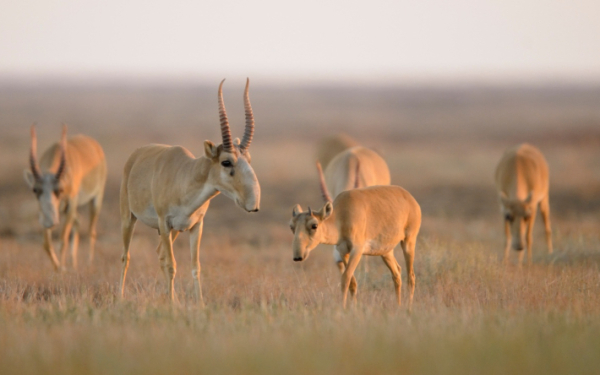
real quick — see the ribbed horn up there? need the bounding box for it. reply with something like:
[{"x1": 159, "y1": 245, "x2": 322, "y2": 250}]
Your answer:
[
  {"x1": 240, "y1": 78, "x2": 254, "y2": 152},
  {"x1": 55, "y1": 124, "x2": 67, "y2": 180},
  {"x1": 316, "y1": 162, "x2": 332, "y2": 203},
  {"x1": 218, "y1": 79, "x2": 233, "y2": 152},
  {"x1": 29, "y1": 124, "x2": 42, "y2": 180}
]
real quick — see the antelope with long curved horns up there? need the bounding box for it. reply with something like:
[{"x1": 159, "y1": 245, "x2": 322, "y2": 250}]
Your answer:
[
  {"x1": 495, "y1": 143, "x2": 552, "y2": 265},
  {"x1": 290, "y1": 165, "x2": 421, "y2": 309},
  {"x1": 318, "y1": 146, "x2": 391, "y2": 274},
  {"x1": 24, "y1": 125, "x2": 107, "y2": 271},
  {"x1": 119, "y1": 78, "x2": 260, "y2": 304}
]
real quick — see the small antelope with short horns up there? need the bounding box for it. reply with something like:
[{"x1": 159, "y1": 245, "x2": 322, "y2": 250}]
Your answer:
[
  {"x1": 289, "y1": 164, "x2": 421, "y2": 309},
  {"x1": 119, "y1": 79, "x2": 260, "y2": 304},
  {"x1": 318, "y1": 145, "x2": 391, "y2": 275},
  {"x1": 24, "y1": 125, "x2": 107, "y2": 271},
  {"x1": 495, "y1": 143, "x2": 552, "y2": 265}
]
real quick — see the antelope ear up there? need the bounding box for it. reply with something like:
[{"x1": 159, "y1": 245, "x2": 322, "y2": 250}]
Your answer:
[
  {"x1": 320, "y1": 201, "x2": 333, "y2": 220},
  {"x1": 204, "y1": 140, "x2": 219, "y2": 159},
  {"x1": 292, "y1": 204, "x2": 303, "y2": 217},
  {"x1": 24, "y1": 169, "x2": 35, "y2": 188}
]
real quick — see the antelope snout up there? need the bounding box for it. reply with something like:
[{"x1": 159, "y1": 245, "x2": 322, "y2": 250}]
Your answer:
[
  {"x1": 512, "y1": 241, "x2": 524, "y2": 251},
  {"x1": 238, "y1": 198, "x2": 260, "y2": 213},
  {"x1": 293, "y1": 256, "x2": 304, "y2": 262},
  {"x1": 39, "y1": 212, "x2": 59, "y2": 229},
  {"x1": 245, "y1": 201, "x2": 260, "y2": 212}
]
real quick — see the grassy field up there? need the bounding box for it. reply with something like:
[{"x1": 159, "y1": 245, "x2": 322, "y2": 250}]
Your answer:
[{"x1": 0, "y1": 81, "x2": 599, "y2": 374}]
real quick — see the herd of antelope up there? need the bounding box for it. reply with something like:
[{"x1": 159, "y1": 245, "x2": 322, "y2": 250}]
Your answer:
[{"x1": 23, "y1": 79, "x2": 555, "y2": 309}]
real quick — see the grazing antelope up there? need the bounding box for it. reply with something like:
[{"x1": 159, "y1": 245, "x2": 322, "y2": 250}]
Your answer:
[
  {"x1": 119, "y1": 79, "x2": 260, "y2": 304},
  {"x1": 495, "y1": 143, "x2": 552, "y2": 265},
  {"x1": 24, "y1": 125, "x2": 107, "y2": 271},
  {"x1": 290, "y1": 170, "x2": 421, "y2": 309},
  {"x1": 316, "y1": 133, "x2": 358, "y2": 169},
  {"x1": 318, "y1": 146, "x2": 391, "y2": 276}
]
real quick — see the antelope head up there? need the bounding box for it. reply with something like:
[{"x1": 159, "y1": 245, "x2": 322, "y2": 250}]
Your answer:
[
  {"x1": 204, "y1": 78, "x2": 260, "y2": 213},
  {"x1": 289, "y1": 163, "x2": 334, "y2": 261},
  {"x1": 500, "y1": 191, "x2": 534, "y2": 251},
  {"x1": 23, "y1": 125, "x2": 68, "y2": 228},
  {"x1": 289, "y1": 202, "x2": 333, "y2": 261}
]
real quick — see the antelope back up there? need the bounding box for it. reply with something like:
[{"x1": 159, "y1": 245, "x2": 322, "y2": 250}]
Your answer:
[{"x1": 325, "y1": 146, "x2": 390, "y2": 198}]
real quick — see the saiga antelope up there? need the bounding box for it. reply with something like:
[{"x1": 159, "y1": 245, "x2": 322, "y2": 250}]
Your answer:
[
  {"x1": 290, "y1": 167, "x2": 421, "y2": 309},
  {"x1": 318, "y1": 146, "x2": 390, "y2": 279},
  {"x1": 495, "y1": 143, "x2": 552, "y2": 265},
  {"x1": 24, "y1": 125, "x2": 107, "y2": 271},
  {"x1": 119, "y1": 79, "x2": 260, "y2": 304}
]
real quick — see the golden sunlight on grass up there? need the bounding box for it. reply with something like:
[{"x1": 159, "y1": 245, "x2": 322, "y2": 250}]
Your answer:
[{"x1": 0, "y1": 84, "x2": 599, "y2": 374}]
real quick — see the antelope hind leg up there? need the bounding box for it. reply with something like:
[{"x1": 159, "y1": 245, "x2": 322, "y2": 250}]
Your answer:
[{"x1": 381, "y1": 251, "x2": 402, "y2": 307}]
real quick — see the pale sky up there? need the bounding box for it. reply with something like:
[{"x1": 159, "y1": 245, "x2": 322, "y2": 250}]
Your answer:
[{"x1": 1, "y1": 0, "x2": 599, "y2": 83}]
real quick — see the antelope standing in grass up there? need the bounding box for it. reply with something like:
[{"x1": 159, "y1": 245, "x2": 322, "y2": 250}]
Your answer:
[
  {"x1": 495, "y1": 143, "x2": 552, "y2": 265},
  {"x1": 24, "y1": 125, "x2": 107, "y2": 271},
  {"x1": 119, "y1": 79, "x2": 260, "y2": 304},
  {"x1": 290, "y1": 168, "x2": 421, "y2": 309},
  {"x1": 318, "y1": 146, "x2": 390, "y2": 277}
]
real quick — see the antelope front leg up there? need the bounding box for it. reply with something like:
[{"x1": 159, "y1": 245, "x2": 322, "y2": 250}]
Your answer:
[
  {"x1": 526, "y1": 210, "x2": 537, "y2": 265},
  {"x1": 189, "y1": 220, "x2": 204, "y2": 306},
  {"x1": 158, "y1": 222, "x2": 177, "y2": 302},
  {"x1": 70, "y1": 217, "x2": 80, "y2": 270},
  {"x1": 58, "y1": 199, "x2": 77, "y2": 271},
  {"x1": 119, "y1": 213, "x2": 137, "y2": 299},
  {"x1": 540, "y1": 197, "x2": 553, "y2": 254},
  {"x1": 341, "y1": 252, "x2": 358, "y2": 301},
  {"x1": 503, "y1": 220, "x2": 512, "y2": 264},
  {"x1": 341, "y1": 247, "x2": 363, "y2": 308},
  {"x1": 88, "y1": 194, "x2": 103, "y2": 265},
  {"x1": 333, "y1": 247, "x2": 345, "y2": 274},
  {"x1": 43, "y1": 228, "x2": 60, "y2": 271}
]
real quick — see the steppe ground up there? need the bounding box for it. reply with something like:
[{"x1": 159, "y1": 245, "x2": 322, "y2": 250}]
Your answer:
[{"x1": 0, "y1": 81, "x2": 599, "y2": 374}]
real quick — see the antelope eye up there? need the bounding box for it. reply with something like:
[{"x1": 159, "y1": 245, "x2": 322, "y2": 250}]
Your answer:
[
  {"x1": 54, "y1": 188, "x2": 63, "y2": 196},
  {"x1": 311, "y1": 224, "x2": 318, "y2": 230},
  {"x1": 221, "y1": 160, "x2": 232, "y2": 167},
  {"x1": 505, "y1": 214, "x2": 513, "y2": 222},
  {"x1": 32, "y1": 187, "x2": 41, "y2": 195}
]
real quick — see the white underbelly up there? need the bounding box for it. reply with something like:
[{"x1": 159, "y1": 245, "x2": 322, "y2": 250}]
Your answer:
[
  {"x1": 133, "y1": 204, "x2": 205, "y2": 232},
  {"x1": 134, "y1": 205, "x2": 160, "y2": 229},
  {"x1": 362, "y1": 240, "x2": 394, "y2": 256},
  {"x1": 76, "y1": 189, "x2": 96, "y2": 207}
]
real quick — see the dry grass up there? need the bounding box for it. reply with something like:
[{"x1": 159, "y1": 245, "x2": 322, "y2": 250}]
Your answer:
[{"x1": 0, "y1": 82, "x2": 599, "y2": 374}]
